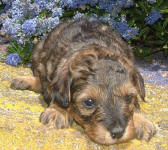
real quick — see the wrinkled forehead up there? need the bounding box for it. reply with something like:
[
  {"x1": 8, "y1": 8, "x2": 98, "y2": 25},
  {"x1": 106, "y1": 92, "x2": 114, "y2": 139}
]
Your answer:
[
  {"x1": 79, "y1": 81, "x2": 137, "y2": 99},
  {"x1": 78, "y1": 66, "x2": 137, "y2": 101},
  {"x1": 89, "y1": 59, "x2": 129, "y2": 87},
  {"x1": 73, "y1": 59, "x2": 137, "y2": 101}
]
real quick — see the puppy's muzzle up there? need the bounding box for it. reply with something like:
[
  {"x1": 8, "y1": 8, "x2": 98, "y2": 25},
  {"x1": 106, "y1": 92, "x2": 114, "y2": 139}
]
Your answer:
[{"x1": 110, "y1": 126, "x2": 125, "y2": 139}]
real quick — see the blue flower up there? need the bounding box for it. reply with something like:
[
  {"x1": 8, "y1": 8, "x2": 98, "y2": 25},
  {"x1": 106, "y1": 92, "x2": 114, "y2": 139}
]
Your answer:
[
  {"x1": 34, "y1": 0, "x2": 47, "y2": 10},
  {"x1": 3, "y1": 18, "x2": 21, "y2": 37},
  {"x1": 52, "y1": 7, "x2": 64, "y2": 17},
  {"x1": 123, "y1": 0, "x2": 134, "y2": 8},
  {"x1": 22, "y1": 19, "x2": 37, "y2": 35},
  {"x1": 98, "y1": 0, "x2": 116, "y2": 12},
  {"x1": 45, "y1": 2, "x2": 55, "y2": 10},
  {"x1": 98, "y1": 0, "x2": 133, "y2": 13},
  {"x1": 99, "y1": 14, "x2": 111, "y2": 23},
  {"x1": 110, "y1": 19, "x2": 139, "y2": 40},
  {"x1": 73, "y1": 11, "x2": 84, "y2": 20},
  {"x1": 11, "y1": 0, "x2": 24, "y2": 19},
  {"x1": 87, "y1": 0, "x2": 98, "y2": 6},
  {"x1": 145, "y1": 9, "x2": 162, "y2": 25},
  {"x1": 24, "y1": 3, "x2": 40, "y2": 18},
  {"x1": 6, "y1": 53, "x2": 21, "y2": 66},
  {"x1": 59, "y1": 0, "x2": 77, "y2": 8},
  {"x1": 1, "y1": 0, "x2": 137, "y2": 45},
  {"x1": 147, "y1": 0, "x2": 156, "y2": 4},
  {"x1": 4, "y1": 4, "x2": 11, "y2": 12},
  {"x1": 1, "y1": 0, "x2": 12, "y2": 5},
  {"x1": 75, "y1": 0, "x2": 88, "y2": 6},
  {"x1": 43, "y1": 17, "x2": 60, "y2": 30},
  {"x1": 112, "y1": 20, "x2": 130, "y2": 35},
  {"x1": 122, "y1": 27, "x2": 139, "y2": 40}
]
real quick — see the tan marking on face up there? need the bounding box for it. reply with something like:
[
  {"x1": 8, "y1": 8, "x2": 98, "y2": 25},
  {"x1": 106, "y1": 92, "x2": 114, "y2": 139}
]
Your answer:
[
  {"x1": 83, "y1": 117, "x2": 136, "y2": 145},
  {"x1": 117, "y1": 56, "x2": 134, "y2": 75},
  {"x1": 118, "y1": 81, "x2": 137, "y2": 96},
  {"x1": 85, "y1": 123, "x2": 117, "y2": 145},
  {"x1": 77, "y1": 85, "x2": 106, "y2": 103},
  {"x1": 70, "y1": 79, "x2": 137, "y2": 145},
  {"x1": 74, "y1": 85, "x2": 103, "y2": 116},
  {"x1": 119, "y1": 118, "x2": 135, "y2": 142}
]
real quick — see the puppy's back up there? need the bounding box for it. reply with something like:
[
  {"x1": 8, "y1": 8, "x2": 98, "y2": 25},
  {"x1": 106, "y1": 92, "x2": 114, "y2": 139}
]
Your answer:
[{"x1": 32, "y1": 18, "x2": 134, "y2": 79}]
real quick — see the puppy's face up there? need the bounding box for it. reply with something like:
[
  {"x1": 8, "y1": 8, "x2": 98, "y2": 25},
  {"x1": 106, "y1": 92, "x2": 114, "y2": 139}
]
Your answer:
[
  {"x1": 50, "y1": 47, "x2": 145, "y2": 145},
  {"x1": 69, "y1": 59, "x2": 140, "y2": 144}
]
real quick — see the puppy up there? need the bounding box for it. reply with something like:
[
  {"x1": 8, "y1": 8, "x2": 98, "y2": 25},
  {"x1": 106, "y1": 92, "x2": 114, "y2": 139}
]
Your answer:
[{"x1": 11, "y1": 18, "x2": 156, "y2": 145}]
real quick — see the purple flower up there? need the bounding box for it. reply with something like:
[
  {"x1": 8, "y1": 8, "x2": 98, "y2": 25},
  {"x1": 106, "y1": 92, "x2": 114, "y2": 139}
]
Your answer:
[
  {"x1": 6, "y1": 53, "x2": 21, "y2": 66},
  {"x1": 59, "y1": 0, "x2": 77, "y2": 8},
  {"x1": 145, "y1": 9, "x2": 162, "y2": 25},
  {"x1": 3, "y1": 18, "x2": 22, "y2": 38},
  {"x1": 43, "y1": 17, "x2": 60, "y2": 30},
  {"x1": 122, "y1": 27, "x2": 139, "y2": 40},
  {"x1": 112, "y1": 20, "x2": 130, "y2": 35},
  {"x1": 88, "y1": 0, "x2": 98, "y2": 6},
  {"x1": 73, "y1": 12, "x2": 84, "y2": 20},
  {"x1": 11, "y1": 0, "x2": 24, "y2": 19},
  {"x1": 1, "y1": 0, "x2": 12, "y2": 5},
  {"x1": 34, "y1": 0, "x2": 47, "y2": 10},
  {"x1": 4, "y1": 4, "x2": 11, "y2": 12},
  {"x1": 98, "y1": 0, "x2": 133, "y2": 13},
  {"x1": 75, "y1": 0, "x2": 88, "y2": 6},
  {"x1": 121, "y1": 0, "x2": 134, "y2": 8},
  {"x1": 147, "y1": 0, "x2": 156, "y2": 4},
  {"x1": 52, "y1": 7, "x2": 64, "y2": 17},
  {"x1": 110, "y1": 19, "x2": 139, "y2": 40},
  {"x1": 22, "y1": 19, "x2": 37, "y2": 35},
  {"x1": 99, "y1": 14, "x2": 111, "y2": 23},
  {"x1": 45, "y1": 2, "x2": 55, "y2": 10},
  {"x1": 98, "y1": 0, "x2": 116, "y2": 12}
]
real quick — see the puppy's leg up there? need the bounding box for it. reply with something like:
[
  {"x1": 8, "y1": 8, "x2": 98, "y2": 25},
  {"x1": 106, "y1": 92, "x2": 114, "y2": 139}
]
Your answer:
[
  {"x1": 133, "y1": 113, "x2": 156, "y2": 141},
  {"x1": 40, "y1": 103, "x2": 73, "y2": 129},
  {"x1": 11, "y1": 76, "x2": 42, "y2": 93}
]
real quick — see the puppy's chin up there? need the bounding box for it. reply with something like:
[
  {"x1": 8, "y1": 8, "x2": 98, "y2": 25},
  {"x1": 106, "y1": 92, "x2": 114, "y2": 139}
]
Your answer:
[{"x1": 85, "y1": 119, "x2": 135, "y2": 145}]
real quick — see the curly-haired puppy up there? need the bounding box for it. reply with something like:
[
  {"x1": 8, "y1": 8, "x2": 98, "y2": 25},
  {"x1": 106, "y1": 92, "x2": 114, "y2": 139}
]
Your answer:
[{"x1": 11, "y1": 18, "x2": 156, "y2": 145}]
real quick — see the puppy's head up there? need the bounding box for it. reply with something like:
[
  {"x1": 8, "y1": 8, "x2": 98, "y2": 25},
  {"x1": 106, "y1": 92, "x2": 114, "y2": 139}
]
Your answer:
[{"x1": 49, "y1": 45, "x2": 145, "y2": 145}]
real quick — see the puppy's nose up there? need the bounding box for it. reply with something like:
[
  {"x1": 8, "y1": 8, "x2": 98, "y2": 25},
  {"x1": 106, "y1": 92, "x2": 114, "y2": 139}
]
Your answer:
[{"x1": 110, "y1": 127, "x2": 125, "y2": 139}]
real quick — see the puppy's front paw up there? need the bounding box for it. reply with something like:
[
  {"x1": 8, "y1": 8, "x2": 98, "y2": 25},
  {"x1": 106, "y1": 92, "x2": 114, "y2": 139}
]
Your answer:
[
  {"x1": 135, "y1": 117, "x2": 156, "y2": 141},
  {"x1": 40, "y1": 107, "x2": 73, "y2": 129},
  {"x1": 11, "y1": 77, "x2": 30, "y2": 90}
]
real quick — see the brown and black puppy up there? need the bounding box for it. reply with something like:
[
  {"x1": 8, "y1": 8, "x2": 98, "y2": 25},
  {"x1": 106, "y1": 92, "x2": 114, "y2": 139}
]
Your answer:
[{"x1": 11, "y1": 18, "x2": 156, "y2": 145}]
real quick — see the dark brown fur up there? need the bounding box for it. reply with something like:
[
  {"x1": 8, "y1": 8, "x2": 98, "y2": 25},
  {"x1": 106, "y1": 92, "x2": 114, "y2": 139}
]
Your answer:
[{"x1": 11, "y1": 18, "x2": 156, "y2": 145}]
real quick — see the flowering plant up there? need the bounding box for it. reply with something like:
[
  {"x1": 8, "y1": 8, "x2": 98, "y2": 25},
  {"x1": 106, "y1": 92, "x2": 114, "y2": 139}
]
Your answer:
[
  {"x1": 5, "y1": 52, "x2": 21, "y2": 66},
  {"x1": 0, "y1": 0, "x2": 167, "y2": 65}
]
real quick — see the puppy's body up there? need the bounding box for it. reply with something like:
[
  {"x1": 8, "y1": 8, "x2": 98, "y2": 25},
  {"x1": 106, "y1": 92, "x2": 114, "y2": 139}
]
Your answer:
[
  {"x1": 32, "y1": 18, "x2": 134, "y2": 103},
  {"x1": 11, "y1": 18, "x2": 156, "y2": 145}
]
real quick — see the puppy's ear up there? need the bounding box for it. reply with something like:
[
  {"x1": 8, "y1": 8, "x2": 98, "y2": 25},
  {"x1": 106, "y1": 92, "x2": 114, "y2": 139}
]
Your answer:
[
  {"x1": 49, "y1": 70, "x2": 71, "y2": 108},
  {"x1": 132, "y1": 70, "x2": 145, "y2": 101},
  {"x1": 69, "y1": 53, "x2": 97, "y2": 80},
  {"x1": 48, "y1": 51, "x2": 97, "y2": 108}
]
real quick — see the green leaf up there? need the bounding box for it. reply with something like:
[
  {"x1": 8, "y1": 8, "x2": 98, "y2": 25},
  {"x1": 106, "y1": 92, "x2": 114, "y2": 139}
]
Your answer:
[
  {"x1": 163, "y1": 45, "x2": 168, "y2": 49},
  {"x1": 158, "y1": 0, "x2": 168, "y2": 9},
  {"x1": 160, "y1": 9, "x2": 168, "y2": 14},
  {"x1": 139, "y1": 27, "x2": 150, "y2": 37}
]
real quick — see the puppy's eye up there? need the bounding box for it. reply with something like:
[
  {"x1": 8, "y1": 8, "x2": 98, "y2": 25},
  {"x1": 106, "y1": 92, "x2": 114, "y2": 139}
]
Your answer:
[
  {"x1": 83, "y1": 99, "x2": 96, "y2": 109},
  {"x1": 125, "y1": 94, "x2": 133, "y2": 104}
]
